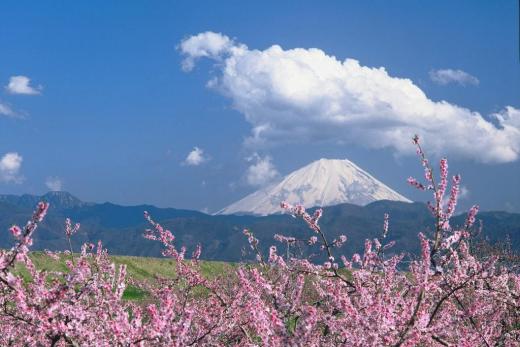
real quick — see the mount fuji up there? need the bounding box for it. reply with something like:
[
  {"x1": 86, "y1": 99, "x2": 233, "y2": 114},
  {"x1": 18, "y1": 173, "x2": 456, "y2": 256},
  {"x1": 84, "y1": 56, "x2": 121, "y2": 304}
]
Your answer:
[{"x1": 217, "y1": 158, "x2": 412, "y2": 216}]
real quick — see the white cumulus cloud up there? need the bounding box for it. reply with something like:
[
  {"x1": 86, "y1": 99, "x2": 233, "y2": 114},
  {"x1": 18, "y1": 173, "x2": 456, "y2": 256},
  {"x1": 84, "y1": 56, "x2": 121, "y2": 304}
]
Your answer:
[
  {"x1": 6, "y1": 75, "x2": 42, "y2": 95},
  {"x1": 429, "y1": 69, "x2": 479, "y2": 86},
  {"x1": 184, "y1": 147, "x2": 207, "y2": 166},
  {"x1": 246, "y1": 154, "x2": 279, "y2": 187},
  {"x1": 179, "y1": 32, "x2": 236, "y2": 72},
  {"x1": 0, "y1": 152, "x2": 23, "y2": 183},
  {"x1": 45, "y1": 177, "x2": 63, "y2": 191},
  {"x1": 180, "y1": 32, "x2": 520, "y2": 163}
]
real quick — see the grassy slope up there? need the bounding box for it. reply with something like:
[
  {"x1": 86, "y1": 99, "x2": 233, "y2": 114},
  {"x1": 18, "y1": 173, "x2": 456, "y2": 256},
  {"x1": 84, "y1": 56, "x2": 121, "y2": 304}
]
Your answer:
[{"x1": 15, "y1": 252, "x2": 236, "y2": 301}]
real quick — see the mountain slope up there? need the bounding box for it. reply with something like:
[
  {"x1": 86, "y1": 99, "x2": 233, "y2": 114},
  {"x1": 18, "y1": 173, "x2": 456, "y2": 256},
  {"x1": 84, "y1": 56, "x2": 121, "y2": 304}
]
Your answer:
[
  {"x1": 0, "y1": 191, "x2": 87, "y2": 210},
  {"x1": 217, "y1": 158, "x2": 411, "y2": 216},
  {"x1": 0, "y1": 194, "x2": 519, "y2": 262}
]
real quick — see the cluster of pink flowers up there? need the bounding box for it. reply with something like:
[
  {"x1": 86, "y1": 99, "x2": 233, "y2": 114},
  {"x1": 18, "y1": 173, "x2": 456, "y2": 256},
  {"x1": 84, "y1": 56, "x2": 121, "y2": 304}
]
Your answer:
[
  {"x1": 0, "y1": 137, "x2": 519, "y2": 345},
  {"x1": 64, "y1": 218, "x2": 80, "y2": 238},
  {"x1": 383, "y1": 212, "x2": 389, "y2": 238}
]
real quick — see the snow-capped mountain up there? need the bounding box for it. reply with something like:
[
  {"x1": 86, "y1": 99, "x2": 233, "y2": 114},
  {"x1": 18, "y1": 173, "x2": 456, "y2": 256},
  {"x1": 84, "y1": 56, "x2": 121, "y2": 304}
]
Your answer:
[{"x1": 217, "y1": 158, "x2": 411, "y2": 216}]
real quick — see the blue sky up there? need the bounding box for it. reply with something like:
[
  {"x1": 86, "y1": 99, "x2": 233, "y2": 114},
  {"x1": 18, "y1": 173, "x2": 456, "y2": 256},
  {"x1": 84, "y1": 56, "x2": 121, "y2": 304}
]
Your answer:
[{"x1": 0, "y1": 1, "x2": 519, "y2": 213}]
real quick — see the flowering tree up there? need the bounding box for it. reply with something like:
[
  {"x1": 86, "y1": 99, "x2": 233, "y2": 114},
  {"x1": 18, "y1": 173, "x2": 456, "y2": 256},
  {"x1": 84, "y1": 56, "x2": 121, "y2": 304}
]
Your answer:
[
  {"x1": 0, "y1": 203, "x2": 144, "y2": 345},
  {"x1": 0, "y1": 136, "x2": 519, "y2": 346}
]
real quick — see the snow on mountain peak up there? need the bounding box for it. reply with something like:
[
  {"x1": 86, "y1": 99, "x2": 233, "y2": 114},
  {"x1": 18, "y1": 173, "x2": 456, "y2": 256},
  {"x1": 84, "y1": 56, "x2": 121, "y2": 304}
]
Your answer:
[{"x1": 217, "y1": 158, "x2": 411, "y2": 216}]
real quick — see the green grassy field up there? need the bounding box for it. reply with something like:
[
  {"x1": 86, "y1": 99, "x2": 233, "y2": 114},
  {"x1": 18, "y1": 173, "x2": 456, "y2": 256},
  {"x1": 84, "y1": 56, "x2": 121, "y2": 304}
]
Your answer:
[
  {"x1": 13, "y1": 252, "x2": 236, "y2": 301},
  {"x1": 13, "y1": 252, "x2": 352, "y2": 302}
]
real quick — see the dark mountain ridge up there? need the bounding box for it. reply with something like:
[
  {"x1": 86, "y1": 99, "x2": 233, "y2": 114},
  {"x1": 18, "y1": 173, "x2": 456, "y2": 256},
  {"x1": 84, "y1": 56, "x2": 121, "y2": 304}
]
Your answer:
[{"x1": 0, "y1": 192, "x2": 518, "y2": 262}]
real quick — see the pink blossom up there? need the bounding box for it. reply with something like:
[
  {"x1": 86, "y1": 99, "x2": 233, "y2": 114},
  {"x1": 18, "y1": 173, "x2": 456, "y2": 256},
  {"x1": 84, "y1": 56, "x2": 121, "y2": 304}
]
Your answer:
[
  {"x1": 308, "y1": 236, "x2": 318, "y2": 245},
  {"x1": 383, "y1": 213, "x2": 389, "y2": 238},
  {"x1": 465, "y1": 204, "x2": 479, "y2": 228},
  {"x1": 407, "y1": 176, "x2": 426, "y2": 190},
  {"x1": 9, "y1": 225, "x2": 22, "y2": 238},
  {"x1": 65, "y1": 217, "x2": 80, "y2": 237}
]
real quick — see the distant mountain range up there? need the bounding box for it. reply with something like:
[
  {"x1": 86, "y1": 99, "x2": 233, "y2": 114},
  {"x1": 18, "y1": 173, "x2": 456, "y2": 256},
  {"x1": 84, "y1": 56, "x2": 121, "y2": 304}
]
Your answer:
[
  {"x1": 0, "y1": 191, "x2": 88, "y2": 210},
  {"x1": 0, "y1": 191, "x2": 519, "y2": 262},
  {"x1": 217, "y1": 158, "x2": 411, "y2": 216}
]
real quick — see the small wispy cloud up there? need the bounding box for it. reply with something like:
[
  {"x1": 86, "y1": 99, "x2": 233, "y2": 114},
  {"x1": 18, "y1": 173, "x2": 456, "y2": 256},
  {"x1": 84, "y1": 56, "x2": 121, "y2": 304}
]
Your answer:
[
  {"x1": 429, "y1": 69, "x2": 479, "y2": 86},
  {"x1": 6, "y1": 75, "x2": 42, "y2": 95},
  {"x1": 183, "y1": 147, "x2": 207, "y2": 166},
  {"x1": 459, "y1": 186, "x2": 470, "y2": 200},
  {"x1": 0, "y1": 152, "x2": 23, "y2": 183},
  {"x1": 0, "y1": 102, "x2": 16, "y2": 117},
  {"x1": 45, "y1": 176, "x2": 63, "y2": 191},
  {"x1": 246, "y1": 154, "x2": 279, "y2": 187},
  {"x1": 178, "y1": 31, "x2": 235, "y2": 72}
]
